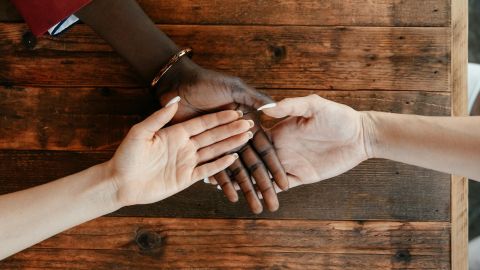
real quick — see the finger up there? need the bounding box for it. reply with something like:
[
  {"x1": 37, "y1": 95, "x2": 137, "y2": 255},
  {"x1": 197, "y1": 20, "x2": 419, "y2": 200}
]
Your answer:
[
  {"x1": 251, "y1": 130, "x2": 289, "y2": 191},
  {"x1": 214, "y1": 170, "x2": 238, "y2": 203},
  {"x1": 228, "y1": 159, "x2": 263, "y2": 214},
  {"x1": 260, "y1": 95, "x2": 319, "y2": 118},
  {"x1": 192, "y1": 153, "x2": 239, "y2": 182},
  {"x1": 191, "y1": 119, "x2": 253, "y2": 149},
  {"x1": 239, "y1": 144, "x2": 279, "y2": 212},
  {"x1": 197, "y1": 131, "x2": 253, "y2": 163},
  {"x1": 132, "y1": 96, "x2": 180, "y2": 137},
  {"x1": 182, "y1": 110, "x2": 244, "y2": 137},
  {"x1": 230, "y1": 79, "x2": 275, "y2": 110}
]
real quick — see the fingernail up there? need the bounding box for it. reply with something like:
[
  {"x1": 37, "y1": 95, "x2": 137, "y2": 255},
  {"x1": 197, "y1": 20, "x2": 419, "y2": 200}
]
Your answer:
[
  {"x1": 203, "y1": 177, "x2": 210, "y2": 184},
  {"x1": 216, "y1": 185, "x2": 222, "y2": 190},
  {"x1": 257, "y1": 103, "x2": 277, "y2": 111},
  {"x1": 236, "y1": 110, "x2": 244, "y2": 117},
  {"x1": 232, "y1": 153, "x2": 239, "y2": 159},
  {"x1": 166, "y1": 96, "x2": 181, "y2": 107},
  {"x1": 247, "y1": 120, "x2": 255, "y2": 128},
  {"x1": 247, "y1": 131, "x2": 254, "y2": 140}
]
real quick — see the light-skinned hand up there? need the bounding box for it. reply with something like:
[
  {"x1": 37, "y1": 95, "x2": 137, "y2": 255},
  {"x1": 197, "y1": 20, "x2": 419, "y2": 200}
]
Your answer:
[
  {"x1": 263, "y1": 95, "x2": 368, "y2": 189},
  {"x1": 106, "y1": 96, "x2": 254, "y2": 207}
]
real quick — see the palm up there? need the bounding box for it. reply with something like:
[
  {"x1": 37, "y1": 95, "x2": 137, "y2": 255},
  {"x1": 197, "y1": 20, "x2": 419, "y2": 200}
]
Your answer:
[
  {"x1": 268, "y1": 98, "x2": 367, "y2": 186},
  {"x1": 111, "y1": 126, "x2": 198, "y2": 205}
]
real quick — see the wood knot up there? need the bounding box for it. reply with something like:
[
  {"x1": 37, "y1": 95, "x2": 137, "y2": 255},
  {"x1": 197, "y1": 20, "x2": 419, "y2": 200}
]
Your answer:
[
  {"x1": 269, "y1": 45, "x2": 286, "y2": 62},
  {"x1": 135, "y1": 229, "x2": 162, "y2": 250},
  {"x1": 394, "y1": 249, "x2": 411, "y2": 263},
  {"x1": 22, "y1": 31, "x2": 37, "y2": 50},
  {"x1": 99, "y1": 87, "x2": 112, "y2": 97}
]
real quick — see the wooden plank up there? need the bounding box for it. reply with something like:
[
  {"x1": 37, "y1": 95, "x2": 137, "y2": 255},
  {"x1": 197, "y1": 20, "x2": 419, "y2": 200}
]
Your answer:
[
  {"x1": 0, "y1": 0, "x2": 450, "y2": 27},
  {"x1": 451, "y1": 0, "x2": 469, "y2": 269},
  {"x1": 0, "y1": 86, "x2": 157, "y2": 151},
  {"x1": 0, "y1": 85, "x2": 450, "y2": 151},
  {"x1": 0, "y1": 217, "x2": 451, "y2": 269},
  {"x1": 0, "y1": 24, "x2": 450, "y2": 91},
  {"x1": 0, "y1": 150, "x2": 451, "y2": 221}
]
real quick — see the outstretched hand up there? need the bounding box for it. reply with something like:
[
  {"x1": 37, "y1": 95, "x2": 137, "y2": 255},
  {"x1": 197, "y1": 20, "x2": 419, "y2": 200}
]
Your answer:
[
  {"x1": 261, "y1": 95, "x2": 370, "y2": 190},
  {"x1": 107, "y1": 97, "x2": 253, "y2": 207}
]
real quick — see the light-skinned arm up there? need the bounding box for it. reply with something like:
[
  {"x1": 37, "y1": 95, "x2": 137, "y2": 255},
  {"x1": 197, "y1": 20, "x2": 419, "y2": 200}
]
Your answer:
[
  {"x1": 251, "y1": 95, "x2": 480, "y2": 193},
  {"x1": 0, "y1": 97, "x2": 253, "y2": 260}
]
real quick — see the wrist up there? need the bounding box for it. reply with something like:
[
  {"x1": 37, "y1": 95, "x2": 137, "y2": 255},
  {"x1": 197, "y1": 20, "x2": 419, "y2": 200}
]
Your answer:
[
  {"x1": 154, "y1": 57, "x2": 201, "y2": 98},
  {"x1": 360, "y1": 111, "x2": 379, "y2": 159},
  {"x1": 90, "y1": 162, "x2": 124, "y2": 211}
]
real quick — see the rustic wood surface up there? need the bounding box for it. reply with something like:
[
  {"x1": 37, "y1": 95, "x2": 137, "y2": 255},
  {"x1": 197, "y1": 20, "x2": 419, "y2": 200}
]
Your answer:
[
  {"x1": 0, "y1": 218, "x2": 451, "y2": 269},
  {"x1": 0, "y1": 152, "x2": 450, "y2": 221},
  {"x1": 0, "y1": 24, "x2": 451, "y2": 91},
  {"x1": 0, "y1": 86, "x2": 450, "y2": 151},
  {"x1": 0, "y1": 0, "x2": 450, "y2": 26},
  {"x1": 0, "y1": 0, "x2": 464, "y2": 268}
]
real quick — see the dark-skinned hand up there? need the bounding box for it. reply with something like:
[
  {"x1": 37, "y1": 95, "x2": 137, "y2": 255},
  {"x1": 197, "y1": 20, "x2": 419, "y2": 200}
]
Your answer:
[{"x1": 156, "y1": 58, "x2": 289, "y2": 214}]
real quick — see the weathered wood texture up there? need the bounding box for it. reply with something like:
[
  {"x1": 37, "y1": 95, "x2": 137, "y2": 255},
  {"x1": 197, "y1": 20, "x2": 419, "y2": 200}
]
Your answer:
[
  {"x1": 0, "y1": 0, "x2": 450, "y2": 27},
  {"x1": 0, "y1": 24, "x2": 450, "y2": 91},
  {"x1": 0, "y1": 151, "x2": 450, "y2": 221},
  {"x1": 450, "y1": 0, "x2": 469, "y2": 269},
  {"x1": 0, "y1": 86, "x2": 450, "y2": 151},
  {"x1": 0, "y1": 218, "x2": 451, "y2": 269}
]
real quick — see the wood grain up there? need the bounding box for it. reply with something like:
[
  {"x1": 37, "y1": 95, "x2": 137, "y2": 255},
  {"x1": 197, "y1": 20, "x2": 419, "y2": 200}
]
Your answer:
[
  {"x1": 0, "y1": 24, "x2": 450, "y2": 91},
  {"x1": 0, "y1": 150, "x2": 451, "y2": 221},
  {"x1": 0, "y1": 217, "x2": 451, "y2": 269},
  {"x1": 450, "y1": 0, "x2": 469, "y2": 269},
  {"x1": 0, "y1": 0, "x2": 450, "y2": 27},
  {"x1": 0, "y1": 86, "x2": 450, "y2": 151}
]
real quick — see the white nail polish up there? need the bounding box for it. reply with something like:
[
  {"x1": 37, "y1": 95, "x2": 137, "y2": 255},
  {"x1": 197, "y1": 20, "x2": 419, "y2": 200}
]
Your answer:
[
  {"x1": 203, "y1": 177, "x2": 210, "y2": 184},
  {"x1": 232, "y1": 153, "x2": 239, "y2": 159},
  {"x1": 257, "y1": 103, "x2": 277, "y2": 111},
  {"x1": 216, "y1": 185, "x2": 222, "y2": 190},
  {"x1": 247, "y1": 131, "x2": 254, "y2": 140},
  {"x1": 165, "y1": 96, "x2": 181, "y2": 107}
]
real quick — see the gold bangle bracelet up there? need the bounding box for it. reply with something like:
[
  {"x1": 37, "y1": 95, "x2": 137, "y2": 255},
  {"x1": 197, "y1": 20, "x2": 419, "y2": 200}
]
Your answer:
[{"x1": 151, "y1": 48, "x2": 193, "y2": 87}]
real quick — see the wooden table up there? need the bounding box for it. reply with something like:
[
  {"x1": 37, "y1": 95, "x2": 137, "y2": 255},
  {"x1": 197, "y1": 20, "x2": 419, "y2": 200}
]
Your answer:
[{"x1": 0, "y1": 0, "x2": 468, "y2": 269}]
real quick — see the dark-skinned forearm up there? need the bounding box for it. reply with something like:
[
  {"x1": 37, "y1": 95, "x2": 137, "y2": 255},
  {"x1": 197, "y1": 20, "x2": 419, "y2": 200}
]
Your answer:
[{"x1": 75, "y1": 0, "x2": 182, "y2": 83}]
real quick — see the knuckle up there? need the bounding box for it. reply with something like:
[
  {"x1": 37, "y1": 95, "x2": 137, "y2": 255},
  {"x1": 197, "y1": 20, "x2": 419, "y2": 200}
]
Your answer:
[
  {"x1": 259, "y1": 184, "x2": 274, "y2": 194},
  {"x1": 257, "y1": 146, "x2": 276, "y2": 159},
  {"x1": 249, "y1": 162, "x2": 266, "y2": 173}
]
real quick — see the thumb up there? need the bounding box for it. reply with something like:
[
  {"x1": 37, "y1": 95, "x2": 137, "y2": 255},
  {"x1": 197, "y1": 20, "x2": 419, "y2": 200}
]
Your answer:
[
  {"x1": 259, "y1": 95, "x2": 316, "y2": 118},
  {"x1": 135, "y1": 96, "x2": 180, "y2": 136}
]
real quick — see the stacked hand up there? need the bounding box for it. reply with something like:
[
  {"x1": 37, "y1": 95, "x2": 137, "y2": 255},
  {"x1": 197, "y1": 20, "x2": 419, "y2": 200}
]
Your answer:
[
  {"x1": 156, "y1": 59, "x2": 288, "y2": 214},
  {"x1": 107, "y1": 97, "x2": 253, "y2": 207}
]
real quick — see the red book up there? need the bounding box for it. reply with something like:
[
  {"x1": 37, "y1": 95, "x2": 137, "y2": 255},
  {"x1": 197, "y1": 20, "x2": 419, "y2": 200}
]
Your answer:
[{"x1": 10, "y1": 0, "x2": 92, "y2": 36}]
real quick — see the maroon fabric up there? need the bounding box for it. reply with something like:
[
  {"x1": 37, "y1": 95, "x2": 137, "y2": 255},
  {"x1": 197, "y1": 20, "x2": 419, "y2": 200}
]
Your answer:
[{"x1": 10, "y1": 0, "x2": 92, "y2": 36}]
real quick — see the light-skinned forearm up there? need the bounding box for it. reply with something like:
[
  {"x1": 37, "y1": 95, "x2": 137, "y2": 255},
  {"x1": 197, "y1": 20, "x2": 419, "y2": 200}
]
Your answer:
[
  {"x1": 363, "y1": 112, "x2": 480, "y2": 180},
  {"x1": 0, "y1": 163, "x2": 120, "y2": 260}
]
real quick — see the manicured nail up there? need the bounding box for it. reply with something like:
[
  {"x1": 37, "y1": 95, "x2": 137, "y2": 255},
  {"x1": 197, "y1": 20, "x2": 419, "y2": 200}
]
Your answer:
[
  {"x1": 236, "y1": 110, "x2": 244, "y2": 117},
  {"x1": 247, "y1": 120, "x2": 255, "y2": 128},
  {"x1": 257, "y1": 103, "x2": 277, "y2": 111},
  {"x1": 247, "y1": 131, "x2": 254, "y2": 140},
  {"x1": 203, "y1": 177, "x2": 210, "y2": 184},
  {"x1": 232, "y1": 153, "x2": 239, "y2": 159},
  {"x1": 216, "y1": 185, "x2": 222, "y2": 190},
  {"x1": 166, "y1": 96, "x2": 181, "y2": 107}
]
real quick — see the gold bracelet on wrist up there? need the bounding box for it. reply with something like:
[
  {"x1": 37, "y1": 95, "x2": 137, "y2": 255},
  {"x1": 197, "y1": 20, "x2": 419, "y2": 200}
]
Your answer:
[{"x1": 151, "y1": 48, "x2": 193, "y2": 88}]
